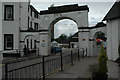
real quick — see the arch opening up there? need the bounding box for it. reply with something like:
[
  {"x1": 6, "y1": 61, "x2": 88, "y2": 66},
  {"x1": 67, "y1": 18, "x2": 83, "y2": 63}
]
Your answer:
[
  {"x1": 49, "y1": 17, "x2": 79, "y2": 51},
  {"x1": 93, "y1": 31, "x2": 107, "y2": 56},
  {"x1": 24, "y1": 35, "x2": 38, "y2": 52}
]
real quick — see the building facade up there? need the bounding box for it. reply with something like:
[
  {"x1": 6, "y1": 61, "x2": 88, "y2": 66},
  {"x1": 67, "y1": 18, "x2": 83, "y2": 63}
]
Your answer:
[
  {"x1": 0, "y1": 1, "x2": 41, "y2": 56},
  {"x1": 103, "y1": 1, "x2": 120, "y2": 60}
]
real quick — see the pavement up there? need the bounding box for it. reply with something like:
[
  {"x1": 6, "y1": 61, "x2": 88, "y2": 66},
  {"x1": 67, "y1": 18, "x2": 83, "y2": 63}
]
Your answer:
[{"x1": 47, "y1": 57, "x2": 119, "y2": 80}]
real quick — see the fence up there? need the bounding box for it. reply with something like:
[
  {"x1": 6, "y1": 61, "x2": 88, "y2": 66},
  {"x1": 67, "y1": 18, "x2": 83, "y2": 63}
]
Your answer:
[{"x1": 2, "y1": 48, "x2": 87, "y2": 80}]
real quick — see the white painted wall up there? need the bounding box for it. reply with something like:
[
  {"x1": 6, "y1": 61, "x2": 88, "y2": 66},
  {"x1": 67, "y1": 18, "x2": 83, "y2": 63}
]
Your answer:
[
  {"x1": 107, "y1": 19, "x2": 119, "y2": 60},
  {"x1": 118, "y1": 18, "x2": 120, "y2": 44},
  {"x1": 2, "y1": 2, "x2": 20, "y2": 50},
  {"x1": 40, "y1": 10, "x2": 88, "y2": 30},
  {"x1": 39, "y1": 32, "x2": 50, "y2": 56},
  {"x1": 107, "y1": 22, "x2": 112, "y2": 60},
  {"x1": 0, "y1": 2, "x2": 2, "y2": 51},
  {"x1": 20, "y1": 2, "x2": 29, "y2": 30},
  {"x1": 79, "y1": 31, "x2": 90, "y2": 56}
]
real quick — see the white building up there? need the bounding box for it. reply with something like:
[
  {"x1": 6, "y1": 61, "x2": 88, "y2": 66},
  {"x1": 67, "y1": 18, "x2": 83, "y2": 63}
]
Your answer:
[
  {"x1": 103, "y1": 1, "x2": 120, "y2": 60},
  {"x1": 0, "y1": 1, "x2": 29, "y2": 51},
  {"x1": 20, "y1": 5, "x2": 41, "y2": 55},
  {"x1": 0, "y1": 1, "x2": 41, "y2": 56}
]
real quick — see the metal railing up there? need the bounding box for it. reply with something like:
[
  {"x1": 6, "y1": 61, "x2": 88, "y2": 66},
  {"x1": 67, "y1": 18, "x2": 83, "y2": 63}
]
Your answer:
[{"x1": 2, "y1": 48, "x2": 87, "y2": 80}]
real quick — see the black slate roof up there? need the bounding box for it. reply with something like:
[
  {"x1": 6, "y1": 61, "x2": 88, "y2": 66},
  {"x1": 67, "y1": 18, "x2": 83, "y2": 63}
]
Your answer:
[
  {"x1": 103, "y1": 1, "x2": 120, "y2": 21},
  {"x1": 78, "y1": 22, "x2": 106, "y2": 30},
  {"x1": 30, "y1": 5, "x2": 40, "y2": 14},
  {"x1": 40, "y1": 4, "x2": 89, "y2": 15},
  {"x1": 71, "y1": 32, "x2": 78, "y2": 37},
  {"x1": 92, "y1": 22, "x2": 106, "y2": 28}
]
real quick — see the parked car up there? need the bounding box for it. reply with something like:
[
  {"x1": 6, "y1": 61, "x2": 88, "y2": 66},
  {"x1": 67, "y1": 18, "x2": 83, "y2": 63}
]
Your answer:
[{"x1": 51, "y1": 46, "x2": 62, "y2": 54}]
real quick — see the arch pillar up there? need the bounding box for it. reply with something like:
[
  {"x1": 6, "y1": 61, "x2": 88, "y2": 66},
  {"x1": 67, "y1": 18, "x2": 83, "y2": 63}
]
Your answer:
[
  {"x1": 78, "y1": 27, "x2": 90, "y2": 56},
  {"x1": 39, "y1": 30, "x2": 50, "y2": 56}
]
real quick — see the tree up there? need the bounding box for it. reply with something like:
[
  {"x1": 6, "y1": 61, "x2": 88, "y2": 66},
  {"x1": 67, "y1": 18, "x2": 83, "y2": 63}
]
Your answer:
[
  {"x1": 97, "y1": 43, "x2": 108, "y2": 79},
  {"x1": 59, "y1": 34, "x2": 67, "y2": 40}
]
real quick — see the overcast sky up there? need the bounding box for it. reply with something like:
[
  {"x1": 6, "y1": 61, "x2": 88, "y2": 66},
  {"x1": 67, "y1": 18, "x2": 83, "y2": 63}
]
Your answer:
[{"x1": 31, "y1": 1, "x2": 115, "y2": 38}]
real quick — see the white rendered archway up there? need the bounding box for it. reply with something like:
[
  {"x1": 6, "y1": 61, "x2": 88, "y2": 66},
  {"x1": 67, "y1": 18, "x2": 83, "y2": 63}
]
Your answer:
[{"x1": 39, "y1": 4, "x2": 89, "y2": 55}]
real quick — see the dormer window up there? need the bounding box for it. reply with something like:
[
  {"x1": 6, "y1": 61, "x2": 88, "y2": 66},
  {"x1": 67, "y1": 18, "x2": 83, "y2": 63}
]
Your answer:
[{"x1": 4, "y1": 5, "x2": 14, "y2": 20}]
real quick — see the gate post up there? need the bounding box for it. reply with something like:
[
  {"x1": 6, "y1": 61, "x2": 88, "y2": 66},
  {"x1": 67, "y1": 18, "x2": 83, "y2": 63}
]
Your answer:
[
  {"x1": 39, "y1": 30, "x2": 50, "y2": 56},
  {"x1": 71, "y1": 51, "x2": 73, "y2": 65},
  {"x1": 60, "y1": 52, "x2": 63, "y2": 71}
]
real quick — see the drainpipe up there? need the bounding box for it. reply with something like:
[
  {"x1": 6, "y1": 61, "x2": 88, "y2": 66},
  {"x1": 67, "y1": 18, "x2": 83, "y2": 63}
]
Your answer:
[{"x1": 18, "y1": 2, "x2": 21, "y2": 54}]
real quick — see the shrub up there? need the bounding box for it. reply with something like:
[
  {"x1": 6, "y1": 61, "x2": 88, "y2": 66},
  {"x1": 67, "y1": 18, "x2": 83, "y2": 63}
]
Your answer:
[
  {"x1": 116, "y1": 42, "x2": 120, "y2": 65},
  {"x1": 118, "y1": 42, "x2": 120, "y2": 57},
  {"x1": 98, "y1": 43, "x2": 108, "y2": 74},
  {"x1": 115, "y1": 42, "x2": 120, "y2": 63},
  {"x1": 89, "y1": 43, "x2": 108, "y2": 80}
]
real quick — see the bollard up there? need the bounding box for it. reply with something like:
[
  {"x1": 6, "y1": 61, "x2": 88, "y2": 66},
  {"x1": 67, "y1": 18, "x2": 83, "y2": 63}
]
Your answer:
[
  {"x1": 60, "y1": 52, "x2": 63, "y2": 71},
  {"x1": 71, "y1": 51, "x2": 73, "y2": 65},
  {"x1": 42, "y1": 56, "x2": 45, "y2": 80}
]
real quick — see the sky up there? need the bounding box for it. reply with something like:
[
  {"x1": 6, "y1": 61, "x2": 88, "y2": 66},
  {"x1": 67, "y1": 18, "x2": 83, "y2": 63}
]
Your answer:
[{"x1": 31, "y1": 1, "x2": 115, "y2": 38}]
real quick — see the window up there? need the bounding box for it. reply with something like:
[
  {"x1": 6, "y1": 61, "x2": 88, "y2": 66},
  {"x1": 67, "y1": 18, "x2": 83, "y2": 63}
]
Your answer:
[
  {"x1": 34, "y1": 23, "x2": 38, "y2": 30},
  {"x1": 31, "y1": 10, "x2": 32, "y2": 17},
  {"x1": 4, "y1": 34, "x2": 13, "y2": 50},
  {"x1": 34, "y1": 12, "x2": 38, "y2": 18},
  {"x1": 34, "y1": 40, "x2": 36, "y2": 49},
  {"x1": 28, "y1": 17, "x2": 29, "y2": 28},
  {"x1": 4, "y1": 5, "x2": 14, "y2": 20},
  {"x1": 31, "y1": 39, "x2": 32, "y2": 49}
]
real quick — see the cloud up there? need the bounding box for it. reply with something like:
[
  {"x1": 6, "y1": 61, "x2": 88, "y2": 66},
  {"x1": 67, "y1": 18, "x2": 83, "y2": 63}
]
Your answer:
[
  {"x1": 54, "y1": 19, "x2": 78, "y2": 38},
  {"x1": 87, "y1": 2, "x2": 114, "y2": 26}
]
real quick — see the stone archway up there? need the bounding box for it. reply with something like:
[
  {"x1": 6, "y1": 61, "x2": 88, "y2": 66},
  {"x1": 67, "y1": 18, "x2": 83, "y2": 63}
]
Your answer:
[{"x1": 39, "y1": 4, "x2": 89, "y2": 55}]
